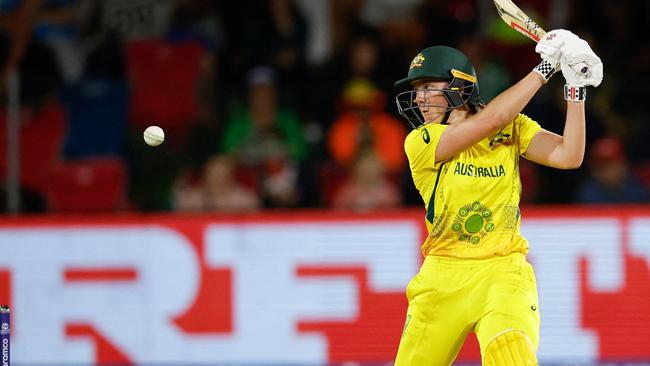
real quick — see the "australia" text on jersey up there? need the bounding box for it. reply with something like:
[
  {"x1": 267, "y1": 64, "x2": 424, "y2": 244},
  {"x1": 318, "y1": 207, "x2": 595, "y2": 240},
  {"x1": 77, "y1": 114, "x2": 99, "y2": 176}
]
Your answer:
[{"x1": 453, "y1": 162, "x2": 505, "y2": 178}]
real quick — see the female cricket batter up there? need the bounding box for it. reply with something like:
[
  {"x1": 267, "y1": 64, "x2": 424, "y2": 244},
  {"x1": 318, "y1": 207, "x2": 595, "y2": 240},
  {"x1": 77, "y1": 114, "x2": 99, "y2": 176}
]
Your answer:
[{"x1": 393, "y1": 30, "x2": 602, "y2": 365}]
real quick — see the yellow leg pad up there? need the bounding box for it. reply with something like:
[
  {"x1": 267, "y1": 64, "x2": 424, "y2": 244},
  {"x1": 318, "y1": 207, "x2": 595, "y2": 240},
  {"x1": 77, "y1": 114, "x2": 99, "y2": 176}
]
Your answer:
[{"x1": 483, "y1": 329, "x2": 538, "y2": 366}]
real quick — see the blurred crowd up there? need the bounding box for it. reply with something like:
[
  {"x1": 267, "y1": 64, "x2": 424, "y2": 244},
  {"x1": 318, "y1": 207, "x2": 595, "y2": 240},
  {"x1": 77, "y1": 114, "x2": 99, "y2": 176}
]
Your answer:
[{"x1": 0, "y1": 0, "x2": 648, "y2": 214}]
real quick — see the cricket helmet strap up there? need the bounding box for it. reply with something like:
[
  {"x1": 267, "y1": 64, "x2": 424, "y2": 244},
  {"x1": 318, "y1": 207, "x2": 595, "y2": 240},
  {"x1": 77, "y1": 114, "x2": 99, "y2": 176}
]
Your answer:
[{"x1": 394, "y1": 46, "x2": 481, "y2": 128}]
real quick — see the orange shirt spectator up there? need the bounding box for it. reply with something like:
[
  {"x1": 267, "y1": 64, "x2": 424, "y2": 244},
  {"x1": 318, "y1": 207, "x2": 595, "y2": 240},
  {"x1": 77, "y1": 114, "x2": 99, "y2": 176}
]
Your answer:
[{"x1": 327, "y1": 78, "x2": 407, "y2": 174}]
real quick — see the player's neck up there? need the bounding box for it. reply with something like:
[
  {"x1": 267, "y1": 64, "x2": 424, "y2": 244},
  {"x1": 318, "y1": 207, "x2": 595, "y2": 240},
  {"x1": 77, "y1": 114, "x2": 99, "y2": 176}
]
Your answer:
[{"x1": 447, "y1": 108, "x2": 471, "y2": 125}]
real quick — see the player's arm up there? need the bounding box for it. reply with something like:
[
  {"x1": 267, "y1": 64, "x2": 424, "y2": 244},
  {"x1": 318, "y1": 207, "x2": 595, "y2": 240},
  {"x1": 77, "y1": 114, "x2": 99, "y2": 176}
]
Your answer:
[
  {"x1": 524, "y1": 32, "x2": 602, "y2": 169},
  {"x1": 435, "y1": 71, "x2": 546, "y2": 162},
  {"x1": 434, "y1": 31, "x2": 569, "y2": 163},
  {"x1": 524, "y1": 102, "x2": 585, "y2": 169}
]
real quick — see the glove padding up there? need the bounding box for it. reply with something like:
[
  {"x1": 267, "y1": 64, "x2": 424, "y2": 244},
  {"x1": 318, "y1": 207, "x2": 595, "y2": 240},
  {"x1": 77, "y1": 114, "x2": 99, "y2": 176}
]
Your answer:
[
  {"x1": 560, "y1": 37, "x2": 603, "y2": 87},
  {"x1": 535, "y1": 29, "x2": 578, "y2": 67}
]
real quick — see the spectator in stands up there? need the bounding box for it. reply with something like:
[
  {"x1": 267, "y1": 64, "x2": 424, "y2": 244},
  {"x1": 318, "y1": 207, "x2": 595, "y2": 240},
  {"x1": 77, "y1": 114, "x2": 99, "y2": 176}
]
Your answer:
[
  {"x1": 333, "y1": 150, "x2": 401, "y2": 210},
  {"x1": 59, "y1": 32, "x2": 128, "y2": 159},
  {"x1": 327, "y1": 78, "x2": 407, "y2": 175},
  {"x1": 0, "y1": 1, "x2": 63, "y2": 107},
  {"x1": 0, "y1": 1, "x2": 66, "y2": 213},
  {"x1": 0, "y1": 0, "x2": 82, "y2": 82},
  {"x1": 304, "y1": 23, "x2": 385, "y2": 133},
  {"x1": 222, "y1": 67, "x2": 307, "y2": 162},
  {"x1": 577, "y1": 137, "x2": 650, "y2": 204},
  {"x1": 174, "y1": 154, "x2": 260, "y2": 212},
  {"x1": 221, "y1": 66, "x2": 306, "y2": 207},
  {"x1": 217, "y1": 0, "x2": 307, "y2": 102}
]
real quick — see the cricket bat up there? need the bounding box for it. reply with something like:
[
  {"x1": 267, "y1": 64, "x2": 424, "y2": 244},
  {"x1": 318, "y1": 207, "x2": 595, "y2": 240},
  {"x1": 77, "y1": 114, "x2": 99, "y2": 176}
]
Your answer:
[
  {"x1": 493, "y1": 0, "x2": 546, "y2": 42},
  {"x1": 494, "y1": 0, "x2": 589, "y2": 74}
]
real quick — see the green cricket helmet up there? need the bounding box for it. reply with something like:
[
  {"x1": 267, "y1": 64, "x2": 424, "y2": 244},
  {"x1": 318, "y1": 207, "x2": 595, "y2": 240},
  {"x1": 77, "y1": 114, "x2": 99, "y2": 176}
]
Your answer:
[{"x1": 395, "y1": 46, "x2": 481, "y2": 128}]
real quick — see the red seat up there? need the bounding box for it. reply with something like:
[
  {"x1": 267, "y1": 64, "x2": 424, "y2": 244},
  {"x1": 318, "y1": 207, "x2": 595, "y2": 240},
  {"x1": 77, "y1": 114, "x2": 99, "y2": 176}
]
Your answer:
[
  {"x1": 125, "y1": 39, "x2": 206, "y2": 144},
  {"x1": 44, "y1": 158, "x2": 127, "y2": 212},
  {"x1": 0, "y1": 101, "x2": 65, "y2": 192}
]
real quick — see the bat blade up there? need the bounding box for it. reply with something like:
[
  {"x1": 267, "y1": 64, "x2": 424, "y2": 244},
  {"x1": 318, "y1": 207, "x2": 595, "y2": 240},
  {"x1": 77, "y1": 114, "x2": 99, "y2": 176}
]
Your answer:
[{"x1": 493, "y1": 0, "x2": 546, "y2": 42}]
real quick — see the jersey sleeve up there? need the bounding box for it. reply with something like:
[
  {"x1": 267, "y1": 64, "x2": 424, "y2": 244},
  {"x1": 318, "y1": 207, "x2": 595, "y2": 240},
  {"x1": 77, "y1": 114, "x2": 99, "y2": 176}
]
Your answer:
[
  {"x1": 404, "y1": 124, "x2": 447, "y2": 185},
  {"x1": 515, "y1": 113, "x2": 542, "y2": 156}
]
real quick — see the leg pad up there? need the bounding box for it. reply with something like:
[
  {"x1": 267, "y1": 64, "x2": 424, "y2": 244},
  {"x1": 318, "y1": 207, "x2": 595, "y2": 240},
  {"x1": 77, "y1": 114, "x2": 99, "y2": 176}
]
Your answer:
[{"x1": 483, "y1": 329, "x2": 538, "y2": 366}]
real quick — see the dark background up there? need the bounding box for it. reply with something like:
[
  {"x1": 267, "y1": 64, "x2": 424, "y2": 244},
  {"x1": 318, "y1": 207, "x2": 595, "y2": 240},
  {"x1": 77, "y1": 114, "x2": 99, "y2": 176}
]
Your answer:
[{"x1": 1, "y1": 0, "x2": 648, "y2": 214}]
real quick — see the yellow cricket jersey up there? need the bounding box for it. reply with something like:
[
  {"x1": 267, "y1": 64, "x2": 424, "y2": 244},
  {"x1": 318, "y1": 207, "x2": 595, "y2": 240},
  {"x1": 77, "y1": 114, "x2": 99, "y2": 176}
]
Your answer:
[{"x1": 404, "y1": 113, "x2": 542, "y2": 259}]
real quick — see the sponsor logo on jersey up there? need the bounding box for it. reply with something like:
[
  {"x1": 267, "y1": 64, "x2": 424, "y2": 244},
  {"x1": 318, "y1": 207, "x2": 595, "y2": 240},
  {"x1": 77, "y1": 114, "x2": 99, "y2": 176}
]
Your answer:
[
  {"x1": 453, "y1": 162, "x2": 505, "y2": 178},
  {"x1": 489, "y1": 131, "x2": 513, "y2": 149}
]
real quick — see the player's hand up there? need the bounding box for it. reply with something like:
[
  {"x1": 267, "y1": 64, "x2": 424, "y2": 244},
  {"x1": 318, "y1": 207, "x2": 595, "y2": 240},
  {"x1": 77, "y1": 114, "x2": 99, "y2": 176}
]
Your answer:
[
  {"x1": 560, "y1": 37, "x2": 603, "y2": 88},
  {"x1": 535, "y1": 29, "x2": 577, "y2": 67},
  {"x1": 559, "y1": 36, "x2": 602, "y2": 102},
  {"x1": 533, "y1": 29, "x2": 578, "y2": 83}
]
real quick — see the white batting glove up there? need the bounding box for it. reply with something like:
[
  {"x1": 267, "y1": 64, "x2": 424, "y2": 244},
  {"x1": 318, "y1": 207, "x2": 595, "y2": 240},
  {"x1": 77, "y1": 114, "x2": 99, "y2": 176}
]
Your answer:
[
  {"x1": 533, "y1": 29, "x2": 579, "y2": 82},
  {"x1": 560, "y1": 37, "x2": 603, "y2": 87},
  {"x1": 559, "y1": 37, "x2": 603, "y2": 102},
  {"x1": 536, "y1": 29, "x2": 577, "y2": 66}
]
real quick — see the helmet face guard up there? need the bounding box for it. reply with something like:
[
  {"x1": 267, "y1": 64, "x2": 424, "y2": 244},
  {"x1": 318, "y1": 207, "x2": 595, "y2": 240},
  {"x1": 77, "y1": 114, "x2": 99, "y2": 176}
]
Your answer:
[
  {"x1": 395, "y1": 78, "x2": 477, "y2": 128},
  {"x1": 394, "y1": 46, "x2": 481, "y2": 128}
]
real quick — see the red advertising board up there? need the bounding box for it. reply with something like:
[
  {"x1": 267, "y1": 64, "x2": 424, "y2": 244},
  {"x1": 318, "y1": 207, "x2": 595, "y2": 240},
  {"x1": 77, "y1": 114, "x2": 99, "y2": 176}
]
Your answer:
[{"x1": 0, "y1": 207, "x2": 648, "y2": 364}]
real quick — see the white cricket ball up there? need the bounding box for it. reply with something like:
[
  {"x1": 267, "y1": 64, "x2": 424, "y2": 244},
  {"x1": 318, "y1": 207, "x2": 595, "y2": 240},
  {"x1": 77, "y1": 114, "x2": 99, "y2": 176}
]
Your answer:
[{"x1": 143, "y1": 125, "x2": 165, "y2": 147}]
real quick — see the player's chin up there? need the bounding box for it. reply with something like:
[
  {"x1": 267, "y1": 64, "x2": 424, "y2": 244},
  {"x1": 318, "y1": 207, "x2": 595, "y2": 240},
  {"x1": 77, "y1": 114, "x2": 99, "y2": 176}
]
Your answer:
[{"x1": 423, "y1": 111, "x2": 443, "y2": 124}]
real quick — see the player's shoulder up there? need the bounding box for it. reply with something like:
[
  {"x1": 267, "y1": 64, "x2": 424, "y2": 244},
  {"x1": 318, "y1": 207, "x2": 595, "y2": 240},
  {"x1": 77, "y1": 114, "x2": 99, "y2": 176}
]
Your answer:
[
  {"x1": 405, "y1": 125, "x2": 423, "y2": 145},
  {"x1": 406, "y1": 123, "x2": 446, "y2": 141},
  {"x1": 405, "y1": 123, "x2": 448, "y2": 157},
  {"x1": 405, "y1": 124, "x2": 435, "y2": 149}
]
